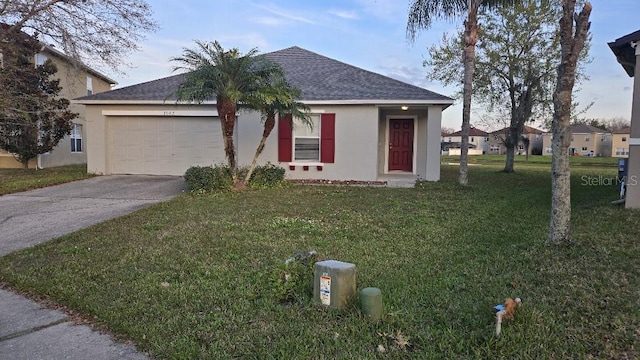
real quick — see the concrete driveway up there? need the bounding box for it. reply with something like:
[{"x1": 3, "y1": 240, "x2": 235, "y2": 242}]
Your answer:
[{"x1": 0, "y1": 175, "x2": 185, "y2": 256}]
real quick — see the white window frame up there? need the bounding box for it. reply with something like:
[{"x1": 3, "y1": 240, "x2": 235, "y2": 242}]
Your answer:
[
  {"x1": 292, "y1": 114, "x2": 320, "y2": 163},
  {"x1": 70, "y1": 124, "x2": 82, "y2": 153},
  {"x1": 87, "y1": 76, "x2": 93, "y2": 96},
  {"x1": 35, "y1": 53, "x2": 47, "y2": 66}
]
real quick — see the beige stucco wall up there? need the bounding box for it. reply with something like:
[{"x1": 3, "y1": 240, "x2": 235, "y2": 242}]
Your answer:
[
  {"x1": 85, "y1": 103, "x2": 444, "y2": 182},
  {"x1": 612, "y1": 133, "x2": 631, "y2": 157},
  {"x1": 38, "y1": 54, "x2": 113, "y2": 168},
  {"x1": 240, "y1": 105, "x2": 380, "y2": 181},
  {"x1": 542, "y1": 131, "x2": 612, "y2": 157}
]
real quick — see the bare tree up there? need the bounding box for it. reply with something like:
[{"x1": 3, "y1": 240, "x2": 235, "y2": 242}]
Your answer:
[
  {"x1": 441, "y1": 127, "x2": 456, "y2": 136},
  {"x1": 548, "y1": 0, "x2": 591, "y2": 245},
  {"x1": 0, "y1": 0, "x2": 158, "y2": 72}
]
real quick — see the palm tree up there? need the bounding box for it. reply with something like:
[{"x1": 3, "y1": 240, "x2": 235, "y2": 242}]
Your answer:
[
  {"x1": 171, "y1": 41, "x2": 283, "y2": 185},
  {"x1": 242, "y1": 73, "x2": 311, "y2": 184},
  {"x1": 407, "y1": 0, "x2": 516, "y2": 185}
]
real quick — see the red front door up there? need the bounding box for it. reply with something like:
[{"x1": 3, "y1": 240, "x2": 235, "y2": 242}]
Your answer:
[{"x1": 388, "y1": 119, "x2": 414, "y2": 171}]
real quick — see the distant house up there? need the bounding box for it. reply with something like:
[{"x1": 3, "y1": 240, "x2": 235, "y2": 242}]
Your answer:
[
  {"x1": 442, "y1": 127, "x2": 489, "y2": 155},
  {"x1": 488, "y1": 125, "x2": 544, "y2": 156},
  {"x1": 542, "y1": 124, "x2": 612, "y2": 157},
  {"x1": 0, "y1": 27, "x2": 116, "y2": 169},
  {"x1": 75, "y1": 46, "x2": 454, "y2": 184},
  {"x1": 612, "y1": 127, "x2": 631, "y2": 157}
]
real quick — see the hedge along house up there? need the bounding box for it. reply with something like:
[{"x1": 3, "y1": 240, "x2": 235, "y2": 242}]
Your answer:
[
  {"x1": 609, "y1": 31, "x2": 640, "y2": 209},
  {"x1": 75, "y1": 47, "x2": 453, "y2": 184}
]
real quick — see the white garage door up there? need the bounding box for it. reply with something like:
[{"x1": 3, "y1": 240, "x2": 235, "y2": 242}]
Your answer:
[{"x1": 107, "y1": 116, "x2": 224, "y2": 176}]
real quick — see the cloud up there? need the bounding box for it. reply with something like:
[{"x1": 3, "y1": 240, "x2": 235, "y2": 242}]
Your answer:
[
  {"x1": 248, "y1": 2, "x2": 317, "y2": 24},
  {"x1": 353, "y1": 0, "x2": 405, "y2": 20},
  {"x1": 250, "y1": 16, "x2": 286, "y2": 26},
  {"x1": 377, "y1": 64, "x2": 431, "y2": 88},
  {"x1": 328, "y1": 9, "x2": 358, "y2": 20}
]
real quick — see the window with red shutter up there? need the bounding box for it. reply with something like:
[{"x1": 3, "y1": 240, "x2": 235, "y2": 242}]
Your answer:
[
  {"x1": 320, "y1": 113, "x2": 335, "y2": 163},
  {"x1": 278, "y1": 113, "x2": 335, "y2": 164},
  {"x1": 278, "y1": 114, "x2": 292, "y2": 162}
]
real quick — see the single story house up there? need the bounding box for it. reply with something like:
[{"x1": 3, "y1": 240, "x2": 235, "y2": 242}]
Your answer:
[
  {"x1": 609, "y1": 30, "x2": 640, "y2": 209},
  {"x1": 75, "y1": 46, "x2": 453, "y2": 183}
]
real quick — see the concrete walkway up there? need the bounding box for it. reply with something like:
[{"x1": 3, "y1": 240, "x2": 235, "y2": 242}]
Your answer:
[{"x1": 0, "y1": 175, "x2": 185, "y2": 359}]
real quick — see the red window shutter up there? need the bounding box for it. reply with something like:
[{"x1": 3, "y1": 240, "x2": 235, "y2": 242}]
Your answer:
[
  {"x1": 278, "y1": 114, "x2": 292, "y2": 162},
  {"x1": 320, "y1": 113, "x2": 335, "y2": 163}
]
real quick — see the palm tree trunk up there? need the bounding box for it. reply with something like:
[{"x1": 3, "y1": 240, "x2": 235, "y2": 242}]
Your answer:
[
  {"x1": 548, "y1": 0, "x2": 591, "y2": 245},
  {"x1": 217, "y1": 97, "x2": 238, "y2": 184},
  {"x1": 459, "y1": 3, "x2": 480, "y2": 186},
  {"x1": 244, "y1": 114, "x2": 276, "y2": 184}
]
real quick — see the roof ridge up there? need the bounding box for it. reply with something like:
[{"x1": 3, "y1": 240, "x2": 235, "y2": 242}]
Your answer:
[{"x1": 265, "y1": 46, "x2": 450, "y2": 100}]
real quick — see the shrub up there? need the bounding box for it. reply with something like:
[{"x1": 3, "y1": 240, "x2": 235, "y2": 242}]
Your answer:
[
  {"x1": 249, "y1": 163, "x2": 286, "y2": 188},
  {"x1": 184, "y1": 165, "x2": 233, "y2": 193}
]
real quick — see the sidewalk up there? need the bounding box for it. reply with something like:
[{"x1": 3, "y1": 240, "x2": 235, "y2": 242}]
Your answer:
[{"x1": 0, "y1": 289, "x2": 148, "y2": 360}]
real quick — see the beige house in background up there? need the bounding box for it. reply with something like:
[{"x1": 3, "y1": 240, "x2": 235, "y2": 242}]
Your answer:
[
  {"x1": 488, "y1": 125, "x2": 544, "y2": 155},
  {"x1": 542, "y1": 124, "x2": 612, "y2": 157},
  {"x1": 0, "y1": 44, "x2": 115, "y2": 169},
  {"x1": 443, "y1": 127, "x2": 489, "y2": 154},
  {"x1": 612, "y1": 127, "x2": 631, "y2": 157}
]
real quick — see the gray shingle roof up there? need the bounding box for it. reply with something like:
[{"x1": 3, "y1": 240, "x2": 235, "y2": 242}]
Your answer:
[
  {"x1": 570, "y1": 124, "x2": 608, "y2": 134},
  {"x1": 449, "y1": 127, "x2": 489, "y2": 136},
  {"x1": 77, "y1": 46, "x2": 452, "y2": 103}
]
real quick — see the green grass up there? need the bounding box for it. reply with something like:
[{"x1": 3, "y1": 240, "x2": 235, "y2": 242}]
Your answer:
[
  {"x1": 441, "y1": 154, "x2": 621, "y2": 168},
  {"x1": 0, "y1": 164, "x2": 94, "y2": 195},
  {"x1": 0, "y1": 164, "x2": 638, "y2": 359}
]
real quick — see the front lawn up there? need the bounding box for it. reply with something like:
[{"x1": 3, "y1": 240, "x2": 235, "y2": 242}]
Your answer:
[
  {"x1": 0, "y1": 164, "x2": 94, "y2": 196},
  {"x1": 441, "y1": 154, "x2": 621, "y2": 168},
  {"x1": 0, "y1": 165, "x2": 638, "y2": 359}
]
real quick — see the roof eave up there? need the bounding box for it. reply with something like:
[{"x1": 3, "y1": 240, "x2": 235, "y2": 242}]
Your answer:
[{"x1": 73, "y1": 99, "x2": 456, "y2": 106}]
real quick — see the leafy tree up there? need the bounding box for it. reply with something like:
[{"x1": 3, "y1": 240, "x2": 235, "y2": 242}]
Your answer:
[
  {"x1": 548, "y1": 0, "x2": 591, "y2": 245},
  {"x1": 425, "y1": 0, "x2": 587, "y2": 173},
  {"x1": 0, "y1": 32, "x2": 77, "y2": 168},
  {"x1": 407, "y1": 0, "x2": 517, "y2": 185},
  {"x1": 243, "y1": 73, "x2": 310, "y2": 184},
  {"x1": 171, "y1": 41, "x2": 304, "y2": 187}
]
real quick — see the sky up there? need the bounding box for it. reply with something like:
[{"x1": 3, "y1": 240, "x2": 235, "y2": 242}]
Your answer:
[{"x1": 112, "y1": 0, "x2": 638, "y2": 131}]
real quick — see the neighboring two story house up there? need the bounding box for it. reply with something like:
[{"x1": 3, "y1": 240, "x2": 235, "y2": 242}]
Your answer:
[
  {"x1": 487, "y1": 125, "x2": 544, "y2": 156},
  {"x1": 542, "y1": 124, "x2": 612, "y2": 157},
  {"x1": 612, "y1": 127, "x2": 631, "y2": 157},
  {"x1": 0, "y1": 31, "x2": 115, "y2": 169}
]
